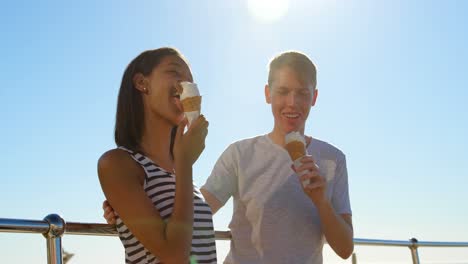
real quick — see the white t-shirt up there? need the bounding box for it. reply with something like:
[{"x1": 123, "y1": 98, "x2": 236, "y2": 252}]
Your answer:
[{"x1": 202, "y1": 135, "x2": 351, "y2": 264}]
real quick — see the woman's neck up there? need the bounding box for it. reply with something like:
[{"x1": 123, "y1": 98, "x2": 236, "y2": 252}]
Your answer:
[{"x1": 139, "y1": 114, "x2": 175, "y2": 171}]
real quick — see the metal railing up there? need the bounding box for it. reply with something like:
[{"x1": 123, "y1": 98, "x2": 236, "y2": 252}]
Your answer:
[{"x1": 1, "y1": 214, "x2": 467, "y2": 264}]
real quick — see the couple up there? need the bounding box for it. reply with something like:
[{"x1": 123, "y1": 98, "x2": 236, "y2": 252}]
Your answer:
[{"x1": 98, "y1": 47, "x2": 353, "y2": 264}]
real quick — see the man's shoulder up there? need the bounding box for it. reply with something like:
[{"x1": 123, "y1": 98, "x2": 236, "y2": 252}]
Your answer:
[
  {"x1": 221, "y1": 135, "x2": 269, "y2": 157},
  {"x1": 310, "y1": 137, "x2": 346, "y2": 159},
  {"x1": 231, "y1": 135, "x2": 267, "y2": 146}
]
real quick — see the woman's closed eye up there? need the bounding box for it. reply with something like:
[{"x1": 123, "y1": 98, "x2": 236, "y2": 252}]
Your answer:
[{"x1": 167, "y1": 69, "x2": 180, "y2": 77}]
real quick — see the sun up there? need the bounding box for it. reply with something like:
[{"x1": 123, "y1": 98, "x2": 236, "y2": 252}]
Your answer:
[{"x1": 247, "y1": 0, "x2": 290, "y2": 23}]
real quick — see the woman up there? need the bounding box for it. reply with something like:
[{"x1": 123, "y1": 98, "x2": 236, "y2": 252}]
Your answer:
[{"x1": 98, "y1": 47, "x2": 216, "y2": 264}]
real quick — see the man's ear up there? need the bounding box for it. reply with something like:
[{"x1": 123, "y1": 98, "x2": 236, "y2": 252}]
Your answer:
[
  {"x1": 311, "y1": 88, "x2": 318, "y2": 106},
  {"x1": 133, "y1": 73, "x2": 148, "y2": 93},
  {"x1": 265, "y1": 84, "x2": 272, "y2": 104}
]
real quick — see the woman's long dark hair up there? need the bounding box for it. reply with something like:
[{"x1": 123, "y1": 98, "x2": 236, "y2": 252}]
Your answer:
[{"x1": 114, "y1": 47, "x2": 186, "y2": 155}]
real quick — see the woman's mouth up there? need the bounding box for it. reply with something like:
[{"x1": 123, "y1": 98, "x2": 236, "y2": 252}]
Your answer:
[{"x1": 173, "y1": 96, "x2": 182, "y2": 111}]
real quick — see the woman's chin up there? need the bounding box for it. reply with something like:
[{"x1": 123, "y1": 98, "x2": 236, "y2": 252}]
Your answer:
[{"x1": 174, "y1": 115, "x2": 186, "y2": 125}]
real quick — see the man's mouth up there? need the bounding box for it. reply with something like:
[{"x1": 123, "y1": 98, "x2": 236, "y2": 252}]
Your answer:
[{"x1": 283, "y1": 112, "x2": 300, "y2": 119}]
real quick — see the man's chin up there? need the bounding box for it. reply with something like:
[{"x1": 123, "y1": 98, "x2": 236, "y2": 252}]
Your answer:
[{"x1": 283, "y1": 125, "x2": 304, "y2": 134}]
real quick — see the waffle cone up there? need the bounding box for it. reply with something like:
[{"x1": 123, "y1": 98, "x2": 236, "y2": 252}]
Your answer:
[
  {"x1": 181, "y1": 96, "x2": 201, "y2": 112},
  {"x1": 285, "y1": 141, "x2": 306, "y2": 161}
]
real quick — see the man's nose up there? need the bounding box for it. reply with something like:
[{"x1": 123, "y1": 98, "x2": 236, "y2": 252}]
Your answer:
[{"x1": 286, "y1": 92, "x2": 297, "y2": 105}]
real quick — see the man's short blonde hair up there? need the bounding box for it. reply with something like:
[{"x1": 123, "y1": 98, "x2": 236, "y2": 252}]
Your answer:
[{"x1": 268, "y1": 51, "x2": 317, "y2": 89}]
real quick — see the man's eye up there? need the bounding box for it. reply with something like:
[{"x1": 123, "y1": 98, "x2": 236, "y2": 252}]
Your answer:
[
  {"x1": 300, "y1": 90, "x2": 311, "y2": 96},
  {"x1": 276, "y1": 90, "x2": 288, "y2": 95}
]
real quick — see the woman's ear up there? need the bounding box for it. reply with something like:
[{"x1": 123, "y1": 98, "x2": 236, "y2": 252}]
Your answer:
[
  {"x1": 265, "y1": 84, "x2": 272, "y2": 104},
  {"x1": 133, "y1": 73, "x2": 148, "y2": 93}
]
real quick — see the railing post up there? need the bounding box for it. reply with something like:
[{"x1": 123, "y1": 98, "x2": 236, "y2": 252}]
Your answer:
[
  {"x1": 43, "y1": 214, "x2": 65, "y2": 264},
  {"x1": 409, "y1": 237, "x2": 420, "y2": 264},
  {"x1": 351, "y1": 252, "x2": 357, "y2": 264}
]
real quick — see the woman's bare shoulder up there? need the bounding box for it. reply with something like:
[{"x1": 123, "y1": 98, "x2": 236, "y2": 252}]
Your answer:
[{"x1": 98, "y1": 148, "x2": 142, "y2": 181}]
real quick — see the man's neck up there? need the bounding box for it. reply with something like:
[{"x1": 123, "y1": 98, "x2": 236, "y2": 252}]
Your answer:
[{"x1": 267, "y1": 131, "x2": 286, "y2": 146}]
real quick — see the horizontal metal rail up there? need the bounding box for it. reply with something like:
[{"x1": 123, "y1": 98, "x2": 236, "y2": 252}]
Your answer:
[
  {"x1": 354, "y1": 238, "x2": 468, "y2": 248},
  {"x1": 64, "y1": 221, "x2": 233, "y2": 240},
  {"x1": 2, "y1": 215, "x2": 468, "y2": 264},
  {"x1": 0, "y1": 218, "x2": 232, "y2": 240},
  {"x1": 0, "y1": 218, "x2": 50, "y2": 234}
]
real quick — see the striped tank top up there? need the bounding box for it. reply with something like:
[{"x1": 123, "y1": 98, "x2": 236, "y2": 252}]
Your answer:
[{"x1": 115, "y1": 147, "x2": 217, "y2": 264}]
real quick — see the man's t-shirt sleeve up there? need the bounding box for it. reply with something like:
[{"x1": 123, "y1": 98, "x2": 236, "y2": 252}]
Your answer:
[
  {"x1": 332, "y1": 152, "x2": 352, "y2": 215},
  {"x1": 202, "y1": 144, "x2": 238, "y2": 206}
]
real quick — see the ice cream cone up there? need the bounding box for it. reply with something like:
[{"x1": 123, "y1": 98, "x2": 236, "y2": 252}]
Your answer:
[
  {"x1": 285, "y1": 141, "x2": 306, "y2": 161},
  {"x1": 180, "y1": 82, "x2": 201, "y2": 127},
  {"x1": 285, "y1": 131, "x2": 309, "y2": 187},
  {"x1": 285, "y1": 131, "x2": 306, "y2": 160},
  {"x1": 181, "y1": 95, "x2": 201, "y2": 112}
]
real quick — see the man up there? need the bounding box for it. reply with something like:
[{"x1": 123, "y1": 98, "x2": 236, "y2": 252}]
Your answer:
[
  {"x1": 104, "y1": 51, "x2": 353, "y2": 263},
  {"x1": 200, "y1": 51, "x2": 353, "y2": 263}
]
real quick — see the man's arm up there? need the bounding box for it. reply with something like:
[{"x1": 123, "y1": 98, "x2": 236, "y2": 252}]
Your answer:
[
  {"x1": 316, "y1": 203, "x2": 354, "y2": 259},
  {"x1": 295, "y1": 155, "x2": 354, "y2": 259},
  {"x1": 200, "y1": 188, "x2": 223, "y2": 214},
  {"x1": 200, "y1": 143, "x2": 239, "y2": 215}
]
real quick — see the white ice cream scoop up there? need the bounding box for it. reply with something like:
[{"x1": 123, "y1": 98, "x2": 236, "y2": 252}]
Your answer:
[
  {"x1": 180, "y1": 81, "x2": 200, "y2": 100},
  {"x1": 285, "y1": 131, "x2": 306, "y2": 145}
]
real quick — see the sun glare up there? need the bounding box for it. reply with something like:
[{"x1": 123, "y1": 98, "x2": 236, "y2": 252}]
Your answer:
[{"x1": 247, "y1": 0, "x2": 290, "y2": 23}]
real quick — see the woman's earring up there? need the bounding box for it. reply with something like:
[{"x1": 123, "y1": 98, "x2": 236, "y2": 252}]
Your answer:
[{"x1": 143, "y1": 87, "x2": 148, "y2": 93}]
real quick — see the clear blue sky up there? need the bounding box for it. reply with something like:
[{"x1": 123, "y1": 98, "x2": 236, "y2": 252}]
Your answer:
[{"x1": 1, "y1": 0, "x2": 467, "y2": 263}]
